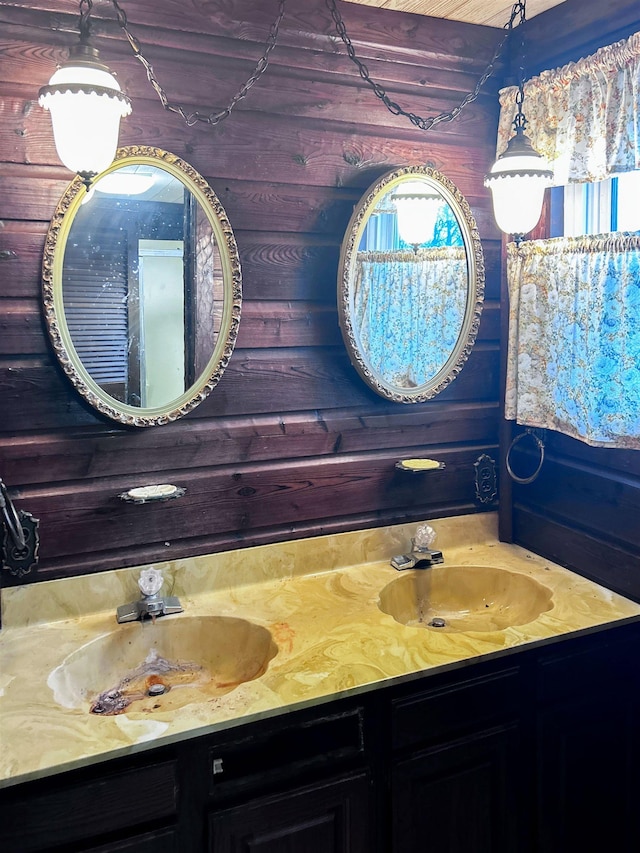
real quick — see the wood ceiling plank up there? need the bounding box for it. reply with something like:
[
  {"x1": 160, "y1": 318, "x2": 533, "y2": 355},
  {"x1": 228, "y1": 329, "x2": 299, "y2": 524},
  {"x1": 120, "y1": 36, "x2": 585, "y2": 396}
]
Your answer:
[{"x1": 343, "y1": 0, "x2": 568, "y2": 26}]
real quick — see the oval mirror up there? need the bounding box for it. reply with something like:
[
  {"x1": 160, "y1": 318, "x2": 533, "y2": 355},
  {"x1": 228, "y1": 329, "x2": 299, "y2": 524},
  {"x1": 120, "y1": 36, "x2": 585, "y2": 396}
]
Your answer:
[
  {"x1": 42, "y1": 146, "x2": 241, "y2": 426},
  {"x1": 338, "y1": 166, "x2": 484, "y2": 402}
]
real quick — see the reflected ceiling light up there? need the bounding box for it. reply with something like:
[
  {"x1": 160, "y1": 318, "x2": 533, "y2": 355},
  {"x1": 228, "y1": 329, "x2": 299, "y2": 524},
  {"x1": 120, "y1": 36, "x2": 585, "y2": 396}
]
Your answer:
[
  {"x1": 95, "y1": 170, "x2": 156, "y2": 196},
  {"x1": 391, "y1": 182, "x2": 442, "y2": 248}
]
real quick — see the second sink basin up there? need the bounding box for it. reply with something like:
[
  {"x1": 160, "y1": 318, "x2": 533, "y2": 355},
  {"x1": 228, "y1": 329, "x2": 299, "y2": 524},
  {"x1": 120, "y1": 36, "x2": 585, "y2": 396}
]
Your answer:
[
  {"x1": 378, "y1": 565, "x2": 553, "y2": 632},
  {"x1": 48, "y1": 615, "x2": 277, "y2": 715}
]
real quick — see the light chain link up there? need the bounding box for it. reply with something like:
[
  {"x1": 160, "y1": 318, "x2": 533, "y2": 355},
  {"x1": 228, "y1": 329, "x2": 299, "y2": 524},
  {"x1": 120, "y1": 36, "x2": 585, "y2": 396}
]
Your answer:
[
  {"x1": 108, "y1": 0, "x2": 286, "y2": 127},
  {"x1": 324, "y1": 0, "x2": 526, "y2": 132}
]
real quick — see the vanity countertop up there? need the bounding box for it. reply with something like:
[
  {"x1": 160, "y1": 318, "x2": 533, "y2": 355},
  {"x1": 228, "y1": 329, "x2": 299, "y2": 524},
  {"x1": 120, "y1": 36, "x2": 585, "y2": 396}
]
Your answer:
[{"x1": 1, "y1": 512, "x2": 639, "y2": 789}]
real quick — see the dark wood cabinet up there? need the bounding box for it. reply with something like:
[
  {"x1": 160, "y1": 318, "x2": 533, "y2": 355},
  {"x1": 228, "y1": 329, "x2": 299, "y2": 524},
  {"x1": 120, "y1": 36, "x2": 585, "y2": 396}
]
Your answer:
[
  {"x1": 81, "y1": 827, "x2": 180, "y2": 852},
  {"x1": 209, "y1": 771, "x2": 371, "y2": 852},
  {"x1": 1, "y1": 623, "x2": 638, "y2": 853},
  {"x1": 1, "y1": 759, "x2": 179, "y2": 853},
  {"x1": 390, "y1": 666, "x2": 524, "y2": 853},
  {"x1": 392, "y1": 724, "x2": 521, "y2": 853},
  {"x1": 535, "y1": 628, "x2": 640, "y2": 853}
]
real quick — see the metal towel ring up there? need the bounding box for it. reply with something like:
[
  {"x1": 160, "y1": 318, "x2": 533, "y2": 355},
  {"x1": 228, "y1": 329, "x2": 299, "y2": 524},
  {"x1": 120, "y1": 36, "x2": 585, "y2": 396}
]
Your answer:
[
  {"x1": 505, "y1": 429, "x2": 545, "y2": 485},
  {"x1": 0, "y1": 477, "x2": 26, "y2": 551}
]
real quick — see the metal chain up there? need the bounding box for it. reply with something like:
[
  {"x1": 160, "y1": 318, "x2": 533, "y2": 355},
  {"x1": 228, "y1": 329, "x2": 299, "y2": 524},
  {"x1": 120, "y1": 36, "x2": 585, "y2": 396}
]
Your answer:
[
  {"x1": 324, "y1": 0, "x2": 526, "y2": 132},
  {"x1": 78, "y1": 0, "x2": 93, "y2": 41},
  {"x1": 108, "y1": 0, "x2": 286, "y2": 127}
]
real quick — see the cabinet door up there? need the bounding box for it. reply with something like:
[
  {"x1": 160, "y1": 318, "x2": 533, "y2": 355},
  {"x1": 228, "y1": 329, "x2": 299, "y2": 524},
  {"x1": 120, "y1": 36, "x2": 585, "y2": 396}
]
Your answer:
[
  {"x1": 81, "y1": 826, "x2": 179, "y2": 852},
  {"x1": 537, "y1": 696, "x2": 638, "y2": 853},
  {"x1": 209, "y1": 771, "x2": 370, "y2": 853},
  {"x1": 392, "y1": 723, "x2": 521, "y2": 853}
]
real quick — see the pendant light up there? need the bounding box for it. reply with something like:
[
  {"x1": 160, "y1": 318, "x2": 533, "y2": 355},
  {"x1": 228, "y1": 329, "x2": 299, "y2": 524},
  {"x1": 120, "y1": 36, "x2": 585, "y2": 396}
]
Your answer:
[
  {"x1": 38, "y1": 0, "x2": 286, "y2": 187},
  {"x1": 484, "y1": 10, "x2": 553, "y2": 240},
  {"x1": 38, "y1": 2, "x2": 131, "y2": 188}
]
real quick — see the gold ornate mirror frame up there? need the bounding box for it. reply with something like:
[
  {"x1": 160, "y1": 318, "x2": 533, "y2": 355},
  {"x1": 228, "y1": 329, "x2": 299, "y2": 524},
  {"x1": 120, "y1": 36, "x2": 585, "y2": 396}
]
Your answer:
[
  {"x1": 338, "y1": 166, "x2": 485, "y2": 403},
  {"x1": 42, "y1": 146, "x2": 242, "y2": 427}
]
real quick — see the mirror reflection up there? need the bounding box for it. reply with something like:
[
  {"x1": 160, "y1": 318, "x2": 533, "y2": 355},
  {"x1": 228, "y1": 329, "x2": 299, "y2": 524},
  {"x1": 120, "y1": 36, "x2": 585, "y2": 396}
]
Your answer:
[
  {"x1": 43, "y1": 147, "x2": 241, "y2": 426},
  {"x1": 338, "y1": 167, "x2": 484, "y2": 402},
  {"x1": 63, "y1": 164, "x2": 222, "y2": 408}
]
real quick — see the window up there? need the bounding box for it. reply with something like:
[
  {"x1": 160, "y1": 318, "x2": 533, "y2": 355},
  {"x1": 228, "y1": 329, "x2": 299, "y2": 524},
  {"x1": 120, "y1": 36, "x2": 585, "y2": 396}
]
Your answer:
[{"x1": 550, "y1": 171, "x2": 640, "y2": 237}]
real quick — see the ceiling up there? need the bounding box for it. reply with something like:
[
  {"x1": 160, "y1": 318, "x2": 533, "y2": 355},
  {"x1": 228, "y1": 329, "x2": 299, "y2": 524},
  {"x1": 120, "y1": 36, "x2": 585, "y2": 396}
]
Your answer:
[{"x1": 342, "y1": 0, "x2": 567, "y2": 28}]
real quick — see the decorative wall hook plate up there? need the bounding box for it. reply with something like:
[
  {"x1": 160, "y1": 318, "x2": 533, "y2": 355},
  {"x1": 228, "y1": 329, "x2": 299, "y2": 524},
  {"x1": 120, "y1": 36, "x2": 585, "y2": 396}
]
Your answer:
[{"x1": 474, "y1": 454, "x2": 498, "y2": 504}]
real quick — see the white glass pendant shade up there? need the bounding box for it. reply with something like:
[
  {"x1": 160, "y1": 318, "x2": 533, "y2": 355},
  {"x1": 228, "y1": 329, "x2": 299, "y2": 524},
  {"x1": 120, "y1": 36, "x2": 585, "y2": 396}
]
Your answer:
[
  {"x1": 485, "y1": 130, "x2": 553, "y2": 237},
  {"x1": 39, "y1": 45, "x2": 132, "y2": 182},
  {"x1": 392, "y1": 181, "x2": 442, "y2": 246}
]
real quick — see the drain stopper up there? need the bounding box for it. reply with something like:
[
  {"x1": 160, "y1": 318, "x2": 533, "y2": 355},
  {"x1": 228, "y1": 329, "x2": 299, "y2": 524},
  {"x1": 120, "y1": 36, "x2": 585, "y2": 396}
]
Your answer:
[
  {"x1": 429, "y1": 617, "x2": 447, "y2": 628},
  {"x1": 148, "y1": 683, "x2": 167, "y2": 697}
]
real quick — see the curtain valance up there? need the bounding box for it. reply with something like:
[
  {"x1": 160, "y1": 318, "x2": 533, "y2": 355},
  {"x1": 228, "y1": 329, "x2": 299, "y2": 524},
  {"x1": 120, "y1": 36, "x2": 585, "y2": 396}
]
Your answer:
[{"x1": 497, "y1": 31, "x2": 640, "y2": 185}]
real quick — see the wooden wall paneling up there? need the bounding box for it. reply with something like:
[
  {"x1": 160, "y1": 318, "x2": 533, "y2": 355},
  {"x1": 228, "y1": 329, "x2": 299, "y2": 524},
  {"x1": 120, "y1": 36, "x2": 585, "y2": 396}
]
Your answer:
[
  {"x1": 0, "y1": 344, "x2": 500, "y2": 433},
  {"x1": 525, "y1": 0, "x2": 640, "y2": 75},
  {"x1": 509, "y1": 454, "x2": 640, "y2": 552},
  {"x1": 0, "y1": 0, "x2": 502, "y2": 583},
  {"x1": 512, "y1": 508, "x2": 640, "y2": 602},
  {"x1": 1, "y1": 444, "x2": 496, "y2": 584},
  {"x1": 0, "y1": 402, "x2": 499, "y2": 486},
  {"x1": 0, "y1": 0, "x2": 505, "y2": 70}
]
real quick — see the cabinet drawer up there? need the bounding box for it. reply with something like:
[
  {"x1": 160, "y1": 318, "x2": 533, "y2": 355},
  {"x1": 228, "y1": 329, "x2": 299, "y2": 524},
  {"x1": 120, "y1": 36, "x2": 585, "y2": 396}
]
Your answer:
[
  {"x1": 536, "y1": 627, "x2": 640, "y2": 705},
  {"x1": 392, "y1": 665, "x2": 521, "y2": 752},
  {"x1": 2, "y1": 760, "x2": 178, "y2": 853},
  {"x1": 208, "y1": 708, "x2": 364, "y2": 796}
]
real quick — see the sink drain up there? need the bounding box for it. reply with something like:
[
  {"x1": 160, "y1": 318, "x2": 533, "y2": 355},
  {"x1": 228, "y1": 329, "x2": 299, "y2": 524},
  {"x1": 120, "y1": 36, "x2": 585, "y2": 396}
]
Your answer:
[
  {"x1": 147, "y1": 683, "x2": 167, "y2": 697},
  {"x1": 428, "y1": 617, "x2": 447, "y2": 628}
]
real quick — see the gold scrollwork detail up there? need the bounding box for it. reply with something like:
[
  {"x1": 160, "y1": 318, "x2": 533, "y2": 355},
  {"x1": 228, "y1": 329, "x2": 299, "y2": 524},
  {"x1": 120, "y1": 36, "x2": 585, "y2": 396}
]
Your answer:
[
  {"x1": 42, "y1": 146, "x2": 242, "y2": 427},
  {"x1": 337, "y1": 165, "x2": 484, "y2": 403}
]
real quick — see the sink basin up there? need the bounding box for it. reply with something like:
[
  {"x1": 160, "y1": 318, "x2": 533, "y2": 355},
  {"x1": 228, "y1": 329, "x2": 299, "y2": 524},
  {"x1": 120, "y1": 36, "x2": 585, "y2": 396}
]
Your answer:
[
  {"x1": 378, "y1": 566, "x2": 553, "y2": 632},
  {"x1": 48, "y1": 616, "x2": 277, "y2": 715}
]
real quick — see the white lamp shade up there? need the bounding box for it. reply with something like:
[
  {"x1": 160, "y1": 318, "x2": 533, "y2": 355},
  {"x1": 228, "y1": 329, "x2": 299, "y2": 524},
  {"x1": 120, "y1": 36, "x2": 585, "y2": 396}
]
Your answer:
[
  {"x1": 39, "y1": 58, "x2": 131, "y2": 179},
  {"x1": 485, "y1": 135, "x2": 553, "y2": 237},
  {"x1": 392, "y1": 182, "x2": 442, "y2": 246}
]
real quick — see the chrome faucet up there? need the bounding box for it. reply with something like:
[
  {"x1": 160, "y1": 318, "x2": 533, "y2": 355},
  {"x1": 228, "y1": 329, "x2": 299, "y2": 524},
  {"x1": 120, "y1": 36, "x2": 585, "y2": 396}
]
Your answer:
[
  {"x1": 391, "y1": 524, "x2": 443, "y2": 571},
  {"x1": 116, "y1": 567, "x2": 183, "y2": 623}
]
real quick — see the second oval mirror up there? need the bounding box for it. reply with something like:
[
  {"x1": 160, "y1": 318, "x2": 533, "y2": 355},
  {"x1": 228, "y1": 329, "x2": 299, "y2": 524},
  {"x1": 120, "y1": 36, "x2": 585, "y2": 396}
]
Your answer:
[
  {"x1": 43, "y1": 146, "x2": 241, "y2": 426},
  {"x1": 338, "y1": 166, "x2": 484, "y2": 402}
]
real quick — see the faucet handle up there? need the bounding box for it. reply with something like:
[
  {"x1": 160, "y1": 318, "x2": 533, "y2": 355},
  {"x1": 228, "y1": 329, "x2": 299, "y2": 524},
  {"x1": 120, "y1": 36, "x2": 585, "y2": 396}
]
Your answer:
[
  {"x1": 414, "y1": 524, "x2": 436, "y2": 550},
  {"x1": 138, "y1": 567, "x2": 163, "y2": 597}
]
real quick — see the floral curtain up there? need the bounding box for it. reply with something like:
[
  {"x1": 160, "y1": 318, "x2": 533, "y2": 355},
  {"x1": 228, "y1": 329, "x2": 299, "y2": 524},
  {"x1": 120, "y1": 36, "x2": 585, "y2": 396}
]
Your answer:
[
  {"x1": 354, "y1": 248, "x2": 467, "y2": 388},
  {"x1": 505, "y1": 233, "x2": 640, "y2": 449},
  {"x1": 496, "y1": 31, "x2": 640, "y2": 185}
]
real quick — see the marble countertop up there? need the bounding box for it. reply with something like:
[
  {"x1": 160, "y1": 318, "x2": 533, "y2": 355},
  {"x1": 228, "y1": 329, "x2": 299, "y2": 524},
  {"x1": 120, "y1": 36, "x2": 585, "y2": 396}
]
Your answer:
[{"x1": 2, "y1": 512, "x2": 639, "y2": 789}]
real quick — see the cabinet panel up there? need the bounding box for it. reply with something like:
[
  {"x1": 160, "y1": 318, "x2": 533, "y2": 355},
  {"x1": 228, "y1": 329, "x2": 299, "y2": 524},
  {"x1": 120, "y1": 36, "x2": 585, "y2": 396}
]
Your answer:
[
  {"x1": 537, "y1": 696, "x2": 638, "y2": 852},
  {"x1": 81, "y1": 826, "x2": 180, "y2": 852},
  {"x1": 392, "y1": 723, "x2": 521, "y2": 853},
  {"x1": 1, "y1": 760, "x2": 178, "y2": 853},
  {"x1": 209, "y1": 771, "x2": 370, "y2": 853},
  {"x1": 209, "y1": 708, "x2": 364, "y2": 798},
  {"x1": 392, "y1": 666, "x2": 521, "y2": 751}
]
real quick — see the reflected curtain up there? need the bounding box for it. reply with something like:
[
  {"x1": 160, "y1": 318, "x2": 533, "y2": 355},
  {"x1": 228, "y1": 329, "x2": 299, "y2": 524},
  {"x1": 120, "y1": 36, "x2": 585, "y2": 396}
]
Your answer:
[
  {"x1": 496, "y1": 31, "x2": 640, "y2": 184},
  {"x1": 354, "y1": 248, "x2": 467, "y2": 388},
  {"x1": 505, "y1": 233, "x2": 640, "y2": 449}
]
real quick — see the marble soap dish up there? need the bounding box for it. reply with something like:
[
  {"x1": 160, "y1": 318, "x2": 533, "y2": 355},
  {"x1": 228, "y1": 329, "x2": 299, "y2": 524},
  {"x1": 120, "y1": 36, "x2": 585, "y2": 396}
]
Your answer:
[
  {"x1": 395, "y1": 459, "x2": 446, "y2": 474},
  {"x1": 118, "y1": 484, "x2": 186, "y2": 504}
]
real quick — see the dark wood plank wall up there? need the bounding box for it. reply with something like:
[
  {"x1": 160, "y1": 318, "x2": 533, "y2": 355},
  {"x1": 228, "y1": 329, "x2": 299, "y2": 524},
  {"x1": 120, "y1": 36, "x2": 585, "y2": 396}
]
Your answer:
[
  {"x1": 499, "y1": 0, "x2": 640, "y2": 601},
  {"x1": 0, "y1": 0, "x2": 504, "y2": 584}
]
